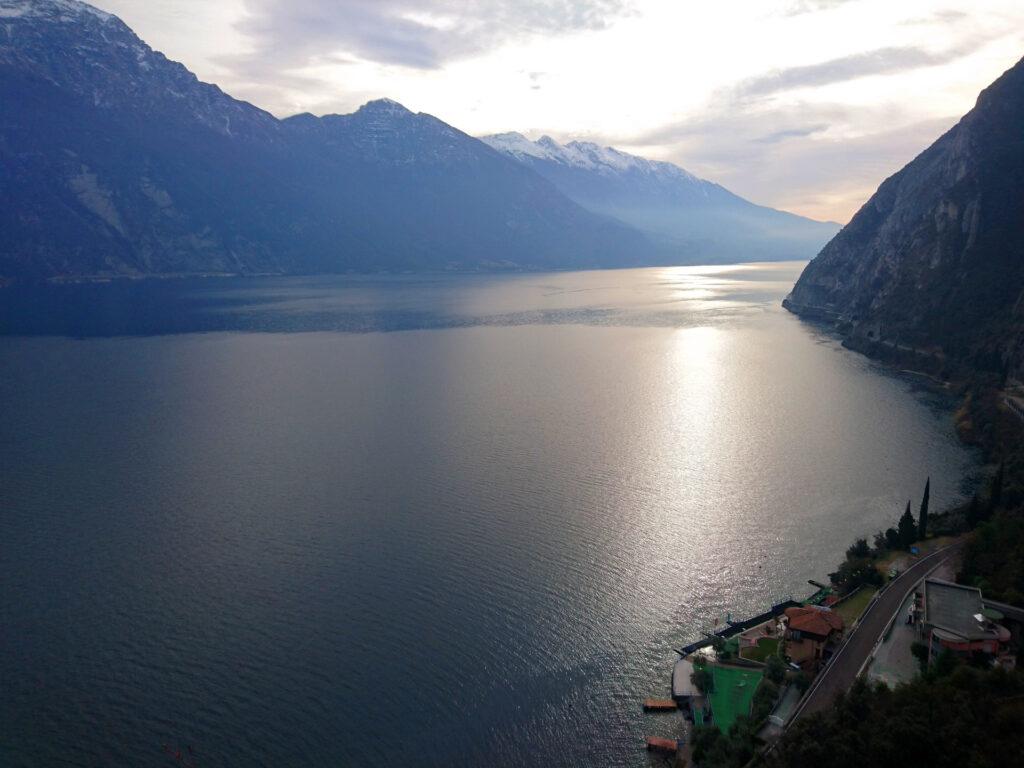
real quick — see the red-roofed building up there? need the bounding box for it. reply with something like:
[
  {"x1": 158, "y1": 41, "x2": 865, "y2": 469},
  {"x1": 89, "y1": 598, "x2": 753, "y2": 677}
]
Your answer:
[{"x1": 783, "y1": 606, "x2": 845, "y2": 667}]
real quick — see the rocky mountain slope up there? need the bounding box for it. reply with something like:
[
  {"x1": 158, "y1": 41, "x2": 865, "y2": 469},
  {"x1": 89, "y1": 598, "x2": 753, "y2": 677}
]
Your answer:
[
  {"x1": 785, "y1": 56, "x2": 1024, "y2": 376},
  {"x1": 0, "y1": 0, "x2": 650, "y2": 279},
  {"x1": 482, "y1": 132, "x2": 839, "y2": 263}
]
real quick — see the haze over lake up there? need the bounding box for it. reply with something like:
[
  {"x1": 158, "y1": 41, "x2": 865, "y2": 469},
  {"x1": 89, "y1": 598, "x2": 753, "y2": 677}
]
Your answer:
[{"x1": 1, "y1": 262, "x2": 976, "y2": 767}]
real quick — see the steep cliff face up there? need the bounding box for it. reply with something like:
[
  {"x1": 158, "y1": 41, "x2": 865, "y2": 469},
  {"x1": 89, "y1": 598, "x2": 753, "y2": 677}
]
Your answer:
[{"x1": 785, "y1": 56, "x2": 1024, "y2": 375}]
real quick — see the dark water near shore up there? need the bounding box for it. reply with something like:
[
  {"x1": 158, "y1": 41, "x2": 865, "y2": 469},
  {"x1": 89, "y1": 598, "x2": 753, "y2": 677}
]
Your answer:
[{"x1": 1, "y1": 263, "x2": 976, "y2": 767}]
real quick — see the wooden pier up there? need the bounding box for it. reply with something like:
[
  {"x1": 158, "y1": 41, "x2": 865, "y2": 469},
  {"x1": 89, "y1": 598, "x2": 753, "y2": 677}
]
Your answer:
[
  {"x1": 645, "y1": 737, "x2": 679, "y2": 754},
  {"x1": 642, "y1": 698, "x2": 678, "y2": 711}
]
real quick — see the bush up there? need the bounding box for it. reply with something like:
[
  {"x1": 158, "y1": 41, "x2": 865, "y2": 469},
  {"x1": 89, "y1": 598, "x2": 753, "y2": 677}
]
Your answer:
[
  {"x1": 765, "y1": 653, "x2": 786, "y2": 684},
  {"x1": 792, "y1": 671, "x2": 812, "y2": 693},
  {"x1": 691, "y1": 667, "x2": 714, "y2": 694},
  {"x1": 751, "y1": 679, "x2": 780, "y2": 723}
]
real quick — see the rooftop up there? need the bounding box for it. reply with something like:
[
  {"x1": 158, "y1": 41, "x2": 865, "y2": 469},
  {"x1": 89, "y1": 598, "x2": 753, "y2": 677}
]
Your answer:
[
  {"x1": 672, "y1": 657, "x2": 699, "y2": 699},
  {"x1": 924, "y1": 579, "x2": 998, "y2": 641},
  {"x1": 784, "y1": 606, "x2": 844, "y2": 638}
]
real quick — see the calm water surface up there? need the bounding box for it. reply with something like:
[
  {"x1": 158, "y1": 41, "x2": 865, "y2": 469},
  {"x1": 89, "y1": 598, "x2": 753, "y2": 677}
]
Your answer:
[{"x1": 1, "y1": 263, "x2": 976, "y2": 766}]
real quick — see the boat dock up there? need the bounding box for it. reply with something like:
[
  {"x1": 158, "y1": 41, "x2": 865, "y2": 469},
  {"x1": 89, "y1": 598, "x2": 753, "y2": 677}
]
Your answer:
[
  {"x1": 642, "y1": 698, "x2": 678, "y2": 711},
  {"x1": 676, "y1": 599, "x2": 800, "y2": 656},
  {"x1": 645, "y1": 737, "x2": 680, "y2": 754}
]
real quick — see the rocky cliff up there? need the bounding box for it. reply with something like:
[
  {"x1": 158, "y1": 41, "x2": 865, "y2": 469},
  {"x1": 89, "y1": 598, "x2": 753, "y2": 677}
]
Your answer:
[{"x1": 785, "y1": 56, "x2": 1024, "y2": 377}]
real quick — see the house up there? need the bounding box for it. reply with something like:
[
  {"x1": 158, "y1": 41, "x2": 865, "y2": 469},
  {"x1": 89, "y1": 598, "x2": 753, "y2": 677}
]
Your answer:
[
  {"x1": 920, "y1": 579, "x2": 1011, "y2": 663},
  {"x1": 783, "y1": 606, "x2": 844, "y2": 667}
]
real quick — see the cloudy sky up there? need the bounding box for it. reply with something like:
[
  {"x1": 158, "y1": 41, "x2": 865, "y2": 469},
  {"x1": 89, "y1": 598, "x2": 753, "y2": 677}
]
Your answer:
[{"x1": 94, "y1": 0, "x2": 1023, "y2": 222}]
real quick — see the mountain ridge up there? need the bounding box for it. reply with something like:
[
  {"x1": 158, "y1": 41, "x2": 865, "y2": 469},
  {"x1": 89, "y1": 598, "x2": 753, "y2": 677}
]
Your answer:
[
  {"x1": 1, "y1": 0, "x2": 836, "y2": 281},
  {"x1": 784, "y1": 55, "x2": 1024, "y2": 377},
  {"x1": 0, "y1": 0, "x2": 653, "y2": 280},
  {"x1": 482, "y1": 131, "x2": 841, "y2": 264}
]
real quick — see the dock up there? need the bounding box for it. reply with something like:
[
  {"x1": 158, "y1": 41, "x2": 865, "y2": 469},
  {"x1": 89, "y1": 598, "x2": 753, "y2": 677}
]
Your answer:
[
  {"x1": 645, "y1": 737, "x2": 679, "y2": 754},
  {"x1": 677, "y1": 599, "x2": 800, "y2": 656},
  {"x1": 642, "y1": 698, "x2": 678, "y2": 711}
]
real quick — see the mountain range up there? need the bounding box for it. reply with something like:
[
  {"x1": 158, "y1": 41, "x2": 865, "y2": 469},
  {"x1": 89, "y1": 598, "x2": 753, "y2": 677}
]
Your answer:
[
  {"x1": 0, "y1": 0, "x2": 836, "y2": 281},
  {"x1": 482, "y1": 132, "x2": 840, "y2": 263},
  {"x1": 785, "y1": 55, "x2": 1024, "y2": 377}
]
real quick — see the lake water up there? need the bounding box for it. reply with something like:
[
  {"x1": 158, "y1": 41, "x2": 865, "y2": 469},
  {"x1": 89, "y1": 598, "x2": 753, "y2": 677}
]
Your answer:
[{"x1": 0, "y1": 263, "x2": 977, "y2": 767}]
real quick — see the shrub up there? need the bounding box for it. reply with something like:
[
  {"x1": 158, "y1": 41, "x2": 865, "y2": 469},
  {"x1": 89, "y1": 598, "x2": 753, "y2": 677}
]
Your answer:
[
  {"x1": 765, "y1": 653, "x2": 786, "y2": 684},
  {"x1": 691, "y1": 667, "x2": 714, "y2": 694}
]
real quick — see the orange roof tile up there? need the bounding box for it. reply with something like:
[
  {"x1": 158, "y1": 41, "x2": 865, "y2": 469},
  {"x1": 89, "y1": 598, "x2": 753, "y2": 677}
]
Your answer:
[{"x1": 785, "y1": 606, "x2": 844, "y2": 637}]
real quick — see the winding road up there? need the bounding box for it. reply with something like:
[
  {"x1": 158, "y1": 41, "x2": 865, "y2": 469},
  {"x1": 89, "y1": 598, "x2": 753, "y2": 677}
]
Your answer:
[{"x1": 788, "y1": 542, "x2": 963, "y2": 723}]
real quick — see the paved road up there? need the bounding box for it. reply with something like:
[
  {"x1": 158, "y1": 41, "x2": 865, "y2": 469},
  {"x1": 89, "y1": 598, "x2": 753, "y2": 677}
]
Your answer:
[{"x1": 789, "y1": 542, "x2": 963, "y2": 723}]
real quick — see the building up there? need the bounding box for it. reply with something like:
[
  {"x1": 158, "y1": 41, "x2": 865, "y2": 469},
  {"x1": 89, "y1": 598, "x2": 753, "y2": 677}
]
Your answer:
[
  {"x1": 671, "y1": 656, "x2": 701, "y2": 703},
  {"x1": 783, "y1": 606, "x2": 844, "y2": 667},
  {"x1": 920, "y1": 579, "x2": 1011, "y2": 662}
]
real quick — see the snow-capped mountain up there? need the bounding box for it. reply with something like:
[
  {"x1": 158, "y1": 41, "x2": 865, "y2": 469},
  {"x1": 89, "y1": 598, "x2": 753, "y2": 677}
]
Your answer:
[
  {"x1": 482, "y1": 133, "x2": 840, "y2": 263},
  {"x1": 485, "y1": 132, "x2": 702, "y2": 183},
  {"x1": 0, "y1": 0, "x2": 651, "y2": 279}
]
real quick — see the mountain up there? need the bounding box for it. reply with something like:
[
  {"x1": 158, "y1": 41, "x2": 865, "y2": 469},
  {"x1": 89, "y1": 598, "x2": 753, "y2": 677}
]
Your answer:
[
  {"x1": 0, "y1": 0, "x2": 651, "y2": 280},
  {"x1": 784, "y1": 56, "x2": 1024, "y2": 377},
  {"x1": 481, "y1": 132, "x2": 840, "y2": 264}
]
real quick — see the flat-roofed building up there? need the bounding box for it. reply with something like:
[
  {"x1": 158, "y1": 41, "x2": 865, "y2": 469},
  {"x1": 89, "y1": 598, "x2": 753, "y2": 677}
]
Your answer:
[{"x1": 921, "y1": 579, "x2": 1010, "y2": 662}]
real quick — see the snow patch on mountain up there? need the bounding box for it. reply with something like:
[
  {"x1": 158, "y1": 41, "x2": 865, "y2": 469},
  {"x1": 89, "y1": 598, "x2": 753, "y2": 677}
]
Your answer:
[
  {"x1": 0, "y1": 0, "x2": 113, "y2": 23},
  {"x1": 482, "y1": 131, "x2": 701, "y2": 183},
  {"x1": 357, "y1": 98, "x2": 413, "y2": 117}
]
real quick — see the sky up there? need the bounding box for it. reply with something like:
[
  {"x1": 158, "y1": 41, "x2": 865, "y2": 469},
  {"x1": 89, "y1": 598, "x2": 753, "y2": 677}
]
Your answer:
[{"x1": 93, "y1": 0, "x2": 1024, "y2": 223}]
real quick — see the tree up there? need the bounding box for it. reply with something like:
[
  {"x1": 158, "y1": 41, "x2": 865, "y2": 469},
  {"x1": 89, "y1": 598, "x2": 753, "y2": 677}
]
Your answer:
[
  {"x1": 752, "y1": 679, "x2": 780, "y2": 723},
  {"x1": 845, "y1": 538, "x2": 870, "y2": 559},
  {"x1": 990, "y1": 462, "x2": 1004, "y2": 514},
  {"x1": 884, "y1": 527, "x2": 901, "y2": 549},
  {"x1": 897, "y1": 501, "x2": 917, "y2": 548},
  {"x1": 691, "y1": 667, "x2": 714, "y2": 694},
  {"x1": 830, "y1": 556, "x2": 882, "y2": 592},
  {"x1": 772, "y1": 666, "x2": 1024, "y2": 768},
  {"x1": 872, "y1": 530, "x2": 887, "y2": 552},
  {"x1": 765, "y1": 653, "x2": 786, "y2": 684},
  {"x1": 918, "y1": 477, "x2": 930, "y2": 539},
  {"x1": 965, "y1": 494, "x2": 980, "y2": 528}
]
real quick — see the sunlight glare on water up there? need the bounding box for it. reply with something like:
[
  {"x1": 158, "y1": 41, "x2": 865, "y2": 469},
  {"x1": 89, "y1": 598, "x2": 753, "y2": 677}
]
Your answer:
[{"x1": 0, "y1": 263, "x2": 977, "y2": 767}]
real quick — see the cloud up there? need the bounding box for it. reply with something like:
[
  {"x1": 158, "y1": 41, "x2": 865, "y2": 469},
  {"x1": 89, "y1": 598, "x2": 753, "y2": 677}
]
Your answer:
[
  {"x1": 784, "y1": 0, "x2": 858, "y2": 16},
  {"x1": 232, "y1": 0, "x2": 633, "y2": 71},
  {"x1": 736, "y1": 44, "x2": 978, "y2": 98},
  {"x1": 753, "y1": 124, "x2": 830, "y2": 143},
  {"x1": 899, "y1": 9, "x2": 969, "y2": 26},
  {"x1": 617, "y1": 101, "x2": 957, "y2": 222}
]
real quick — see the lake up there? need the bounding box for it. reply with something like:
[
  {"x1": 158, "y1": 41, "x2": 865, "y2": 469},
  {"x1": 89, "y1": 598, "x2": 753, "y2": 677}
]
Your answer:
[{"x1": 0, "y1": 263, "x2": 977, "y2": 766}]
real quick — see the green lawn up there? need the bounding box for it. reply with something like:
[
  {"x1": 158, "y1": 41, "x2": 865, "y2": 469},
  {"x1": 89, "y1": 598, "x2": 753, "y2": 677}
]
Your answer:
[
  {"x1": 739, "y1": 637, "x2": 780, "y2": 663},
  {"x1": 834, "y1": 586, "x2": 878, "y2": 626},
  {"x1": 708, "y1": 665, "x2": 764, "y2": 733}
]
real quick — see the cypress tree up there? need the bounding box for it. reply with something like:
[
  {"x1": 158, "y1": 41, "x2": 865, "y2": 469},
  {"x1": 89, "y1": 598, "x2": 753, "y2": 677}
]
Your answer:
[
  {"x1": 990, "y1": 463, "x2": 1004, "y2": 514},
  {"x1": 898, "y1": 501, "x2": 917, "y2": 548},
  {"x1": 918, "y1": 477, "x2": 930, "y2": 539}
]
